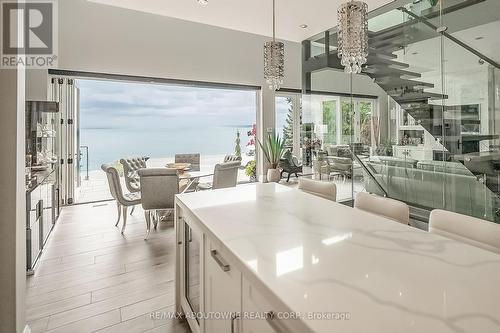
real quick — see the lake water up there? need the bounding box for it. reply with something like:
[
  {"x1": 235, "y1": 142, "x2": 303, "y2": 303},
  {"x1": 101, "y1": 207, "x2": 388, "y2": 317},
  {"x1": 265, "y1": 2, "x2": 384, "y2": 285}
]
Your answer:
[{"x1": 81, "y1": 126, "x2": 253, "y2": 171}]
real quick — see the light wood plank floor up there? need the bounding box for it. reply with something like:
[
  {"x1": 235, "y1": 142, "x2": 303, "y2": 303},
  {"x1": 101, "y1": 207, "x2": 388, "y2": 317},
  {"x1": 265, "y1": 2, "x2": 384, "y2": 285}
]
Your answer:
[{"x1": 26, "y1": 202, "x2": 191, "y2": 333}]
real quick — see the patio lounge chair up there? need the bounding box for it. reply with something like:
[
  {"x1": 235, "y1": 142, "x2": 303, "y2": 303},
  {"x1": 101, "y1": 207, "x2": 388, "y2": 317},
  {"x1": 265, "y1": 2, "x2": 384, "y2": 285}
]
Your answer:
[
  {"x1": 280, "y1": 150, "x2": 303, "y2": 182},
  {"x1": 224, "y1": 155, "x2": 242, "y2": 163}
]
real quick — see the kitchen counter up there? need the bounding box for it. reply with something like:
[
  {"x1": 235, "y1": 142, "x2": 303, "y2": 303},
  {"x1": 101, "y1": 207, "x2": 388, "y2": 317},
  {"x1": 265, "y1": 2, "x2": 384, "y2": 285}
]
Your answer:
[{"x1": 175, "y1": 183, "x2": 500, "y2": 333}]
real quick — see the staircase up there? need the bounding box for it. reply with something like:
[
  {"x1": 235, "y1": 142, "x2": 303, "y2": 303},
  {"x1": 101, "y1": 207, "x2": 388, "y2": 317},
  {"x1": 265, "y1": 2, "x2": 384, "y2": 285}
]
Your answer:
[{"x1": 302, "y1": 0, "x2": 500, "y2": 222}]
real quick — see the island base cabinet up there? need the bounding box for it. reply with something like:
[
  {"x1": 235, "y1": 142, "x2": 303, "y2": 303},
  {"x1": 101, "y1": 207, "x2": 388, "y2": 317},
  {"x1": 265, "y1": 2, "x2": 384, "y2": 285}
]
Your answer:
[
  {"x1": 241, "y1": 278, "x2": 308, "y2": 333},
  {"x1": 204, "y1": 239, "x2": 242, "y2": 333},
  {"x1": 241, "y1": 279, "x2": 276, "y2": 333}
]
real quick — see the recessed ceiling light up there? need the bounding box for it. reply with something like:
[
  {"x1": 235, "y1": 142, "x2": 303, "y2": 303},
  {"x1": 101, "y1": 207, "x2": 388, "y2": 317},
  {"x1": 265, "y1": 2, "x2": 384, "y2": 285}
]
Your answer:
[
  {"x1": 299, "y1": 24, "x2": 308, "y2": 29},
  {"x1": 197, "y1": 0, "x2": 208, "y2": 5}
]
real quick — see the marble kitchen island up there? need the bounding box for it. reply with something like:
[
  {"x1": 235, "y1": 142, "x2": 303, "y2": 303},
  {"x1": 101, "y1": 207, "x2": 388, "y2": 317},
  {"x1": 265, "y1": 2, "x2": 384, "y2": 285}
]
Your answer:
[{"x1": 174, "y1": 183, "x2": 500, "y2": 333}]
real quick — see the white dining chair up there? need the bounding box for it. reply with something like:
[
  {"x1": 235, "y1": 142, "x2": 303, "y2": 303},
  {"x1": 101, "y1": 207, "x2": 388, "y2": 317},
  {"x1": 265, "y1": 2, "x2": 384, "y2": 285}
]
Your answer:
[
  {"x1": 355, "y1": 192, "x2": 410, "y2": 225},
  {"x1": 429, "y1": 209, "x2": 500, "y2": 254},
  {"x1": 298, "y1": 178, "x2": 336, "y2": 202}
]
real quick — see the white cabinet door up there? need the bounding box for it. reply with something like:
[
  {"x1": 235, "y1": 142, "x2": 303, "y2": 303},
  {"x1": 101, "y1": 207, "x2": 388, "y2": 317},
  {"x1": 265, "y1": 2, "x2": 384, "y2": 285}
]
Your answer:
[
  {"x1": 241, "y1": 280, "x2": 275, "y2": 333},
  {"x1": 204, "y1": 239, "x2": 241, "y2": 333},
  {"x1": 179, "y1": 215, "x2": 204, "y2": 333},
  {"x1": 241, "y1": 278, "x2": 304, "y2": 333}
]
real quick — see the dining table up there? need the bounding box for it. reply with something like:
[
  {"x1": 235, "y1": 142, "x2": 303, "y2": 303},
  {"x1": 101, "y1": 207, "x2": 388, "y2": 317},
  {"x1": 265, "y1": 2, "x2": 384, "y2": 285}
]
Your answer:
[{"x1": 178, "y1": 165, "x2": 215, "y2": 192}]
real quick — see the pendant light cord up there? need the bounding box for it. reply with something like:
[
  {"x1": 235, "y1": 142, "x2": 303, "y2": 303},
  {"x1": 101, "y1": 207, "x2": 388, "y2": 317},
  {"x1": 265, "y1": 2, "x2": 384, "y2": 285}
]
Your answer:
[{"x1": 272, "y1": 0, "x2": 276, "y2": 42}]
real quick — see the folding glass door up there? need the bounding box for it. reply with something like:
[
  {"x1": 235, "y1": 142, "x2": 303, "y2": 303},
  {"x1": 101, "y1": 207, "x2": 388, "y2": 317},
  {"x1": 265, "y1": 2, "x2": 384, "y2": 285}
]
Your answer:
[{"x1": 276, "y1": 93, "x2": 301, "y2": 157}]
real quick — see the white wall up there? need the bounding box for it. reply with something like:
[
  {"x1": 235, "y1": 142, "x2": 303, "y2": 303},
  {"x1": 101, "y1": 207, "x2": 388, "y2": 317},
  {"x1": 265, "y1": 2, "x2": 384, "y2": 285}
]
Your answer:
[
  {"x1": 0, "y1": 50, "x2": 26, "y2": 333},
  {"x1": 59, "y1": 0, "x2": 301, "y2": 87}
]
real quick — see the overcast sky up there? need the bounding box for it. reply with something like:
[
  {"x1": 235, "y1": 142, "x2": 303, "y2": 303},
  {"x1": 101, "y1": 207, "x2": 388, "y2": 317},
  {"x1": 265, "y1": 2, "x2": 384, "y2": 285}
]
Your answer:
[{"x1": 77, "y1": 79, "x2": 262, "y2": 130}]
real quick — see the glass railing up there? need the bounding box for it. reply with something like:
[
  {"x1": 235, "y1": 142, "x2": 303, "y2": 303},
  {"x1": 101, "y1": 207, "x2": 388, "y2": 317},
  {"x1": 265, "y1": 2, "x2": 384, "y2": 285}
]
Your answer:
[{"x1": 302, "y1": 0, "x2": 500, "y2": 223}]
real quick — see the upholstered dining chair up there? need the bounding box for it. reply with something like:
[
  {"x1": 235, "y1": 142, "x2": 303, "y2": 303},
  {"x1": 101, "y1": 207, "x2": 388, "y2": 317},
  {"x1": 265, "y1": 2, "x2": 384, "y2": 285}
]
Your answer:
[
  {"x1": 429, "y1": 209, "x2": 500, "y2": 254},
  {"x1": 138, "y1": 168, "x2": 179, "y2": 240},
  {"x1": 101, "y1": 164, "x2": 141, "y2": 234},
  {"x1": 298, "y1": 178, "x2": 337, "y2": 202},
  {"x1": 355, "y1": 192, "x2": 410, "y2": 225},
  {"x1": 175, "y1": 153, "x2": 200, "y2": 171},
  {"x1": 198, "y1": 161, "x2": 241, "y2": 190},
  {"x1": 120, "y1": 157, "x2": 149, "y2": 193}
]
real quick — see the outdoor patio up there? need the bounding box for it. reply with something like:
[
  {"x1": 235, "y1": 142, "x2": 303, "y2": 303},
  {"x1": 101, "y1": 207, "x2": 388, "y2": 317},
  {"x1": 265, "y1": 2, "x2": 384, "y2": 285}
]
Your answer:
[{"x1": 76, "y1": 155, "x2": 255, "y2": 203}]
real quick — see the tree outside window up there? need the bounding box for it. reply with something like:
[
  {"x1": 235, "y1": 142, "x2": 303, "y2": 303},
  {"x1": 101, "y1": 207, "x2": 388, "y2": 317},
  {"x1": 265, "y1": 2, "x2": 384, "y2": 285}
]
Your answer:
[
  {"x1": 341, "y1": 100, "x2": 354, "y2": 143},
  {"x1": 359, "y1": 101, "x2": 372, "y2": 145},
  {"x1": 322, "y1": 100, "x2": 337, "y2": 145}
]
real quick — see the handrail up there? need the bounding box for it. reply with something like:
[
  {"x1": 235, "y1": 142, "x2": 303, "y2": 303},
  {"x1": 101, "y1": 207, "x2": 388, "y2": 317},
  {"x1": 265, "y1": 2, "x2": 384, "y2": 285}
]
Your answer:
[
  {"x1": 79, "y1": 146, "x2": 89, "y2": 180},
  {"x1": 352, "y1": 153, "x2": 388, "y2": 197}
]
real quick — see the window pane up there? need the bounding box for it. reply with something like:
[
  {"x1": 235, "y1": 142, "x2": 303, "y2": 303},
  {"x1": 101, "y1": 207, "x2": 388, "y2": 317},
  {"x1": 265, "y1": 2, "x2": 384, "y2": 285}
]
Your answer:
[
  {"x1": 276, "y1": 96, "x2": 294, "y2": 149},
  {"x1": 341, "y1": 100, "x2": 354, "y2": 144},
  {"x1": 322, "y1": 100, "x2": 337, "y2": 145}
]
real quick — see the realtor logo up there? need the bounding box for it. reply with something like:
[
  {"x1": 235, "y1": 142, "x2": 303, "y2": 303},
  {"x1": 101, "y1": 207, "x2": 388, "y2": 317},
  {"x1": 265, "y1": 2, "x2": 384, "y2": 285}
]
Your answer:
[{"x1": 1, "y1": 0, "x2": 58, "y2": 68}]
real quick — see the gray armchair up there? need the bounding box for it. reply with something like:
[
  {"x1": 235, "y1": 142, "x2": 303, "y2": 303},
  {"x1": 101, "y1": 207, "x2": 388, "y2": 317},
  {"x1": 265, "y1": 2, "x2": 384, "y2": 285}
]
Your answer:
[
  {"x1": 328, "y1": 156, "x2": 352, "y2": 181},
  {"x1": 101, "y1": 164, "x2": 141, "y2": 234},
  {"x1": 120, "y1": 157, "x2": 149, "y2": 193},
  {"x1": 198, "y1": 161, "x2": 241, "y2": 190},
  {"x1": 175, "y1": 153, "x2": 200, "y2": 171},
  {"x1": 138, "y1": 168, "x2": 179, "y2": 240}
]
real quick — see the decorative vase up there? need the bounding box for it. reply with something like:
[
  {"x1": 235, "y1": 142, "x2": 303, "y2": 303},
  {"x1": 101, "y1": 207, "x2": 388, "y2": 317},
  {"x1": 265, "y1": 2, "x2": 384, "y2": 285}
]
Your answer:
[{"x1": 267, "y1": 168, "x2": 281, "y2": 183}]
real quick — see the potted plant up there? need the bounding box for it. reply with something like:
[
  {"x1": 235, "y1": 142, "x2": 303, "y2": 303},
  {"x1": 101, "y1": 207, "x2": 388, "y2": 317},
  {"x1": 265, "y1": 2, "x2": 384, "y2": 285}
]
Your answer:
[
  {"x1": 245, "y1": 160, "x2": 257, "y2": 182},
  {"x1": 258, "y1": 133, "x2": 285, "y2": 183},
  {"x1": 235, "y1": 130, "x2": 242, "y2": 159}
]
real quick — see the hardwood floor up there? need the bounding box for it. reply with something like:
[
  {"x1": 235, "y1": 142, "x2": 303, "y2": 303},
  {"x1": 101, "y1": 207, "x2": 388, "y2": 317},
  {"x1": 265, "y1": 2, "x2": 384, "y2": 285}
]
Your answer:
[{"x1": 26, "y1": 202, "x2": 191, "y2": 333}]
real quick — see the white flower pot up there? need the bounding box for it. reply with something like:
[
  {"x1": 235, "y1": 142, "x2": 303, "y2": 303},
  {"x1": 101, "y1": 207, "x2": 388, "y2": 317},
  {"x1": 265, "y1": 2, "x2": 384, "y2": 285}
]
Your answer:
[{"x1": 267, "y1": 168, "x2": 281, "y2": 183}]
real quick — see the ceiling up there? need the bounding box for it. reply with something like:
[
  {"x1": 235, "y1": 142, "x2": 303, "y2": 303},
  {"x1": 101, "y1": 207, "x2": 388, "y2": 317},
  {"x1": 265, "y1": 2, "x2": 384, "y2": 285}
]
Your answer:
[{"x1": 87, "y1": 0, "x2": 394, "y2": 42}]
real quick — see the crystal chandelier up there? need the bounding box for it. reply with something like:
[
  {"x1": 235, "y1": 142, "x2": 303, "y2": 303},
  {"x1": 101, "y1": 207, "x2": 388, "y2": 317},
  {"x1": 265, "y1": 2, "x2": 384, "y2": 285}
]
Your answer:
[
  {"x1": 264, "y1": 0, "x2": 284, "y2": 91},
  {"x1": 337, "y1": 1, "x2": 369, "y2": 74}
]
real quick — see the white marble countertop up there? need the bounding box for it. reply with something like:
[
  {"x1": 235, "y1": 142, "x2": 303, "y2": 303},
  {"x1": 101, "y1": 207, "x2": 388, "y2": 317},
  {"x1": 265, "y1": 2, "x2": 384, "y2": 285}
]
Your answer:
[{"x1": 176, "y1": 183, "x2": 500, "y2": 333}]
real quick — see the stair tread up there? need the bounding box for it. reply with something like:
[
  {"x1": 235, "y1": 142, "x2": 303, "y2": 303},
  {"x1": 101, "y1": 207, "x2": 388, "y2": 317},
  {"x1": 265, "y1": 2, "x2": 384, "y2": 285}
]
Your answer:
[
  {"x1": 377, "y1": 77, "x2": 434, "y2": 88},
  {"x1": 364, "y1": 66, "x2": 420, "y2": 77}
]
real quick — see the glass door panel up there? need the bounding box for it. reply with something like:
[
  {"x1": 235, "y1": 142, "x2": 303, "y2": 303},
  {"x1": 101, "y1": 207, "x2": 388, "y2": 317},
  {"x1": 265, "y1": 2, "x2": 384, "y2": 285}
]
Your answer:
[
  {"x1": 340, "y1": 98, "x2": 354, "y2": 144},
  {"x1": 276, "y1": 96, "x2": 294, "y2": 151},
  {"x1": 359, "y1": 101, "x2": 373, "y2": 146},
  {"x1": 276, "y1": 93, "x2": 301, "y2": 157},
  {"x1": 184, "y1": 223, "x2": 201, "y2": 320},
  {"x1": 322, "y1": 99, "x2": 338, "y2": 146}
]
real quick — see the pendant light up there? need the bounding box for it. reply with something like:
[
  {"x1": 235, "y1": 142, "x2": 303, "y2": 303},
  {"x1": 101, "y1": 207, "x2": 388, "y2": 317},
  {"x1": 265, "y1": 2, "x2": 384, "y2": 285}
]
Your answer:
[
  {"x1": 264, "y1": 0, "x2": 284, "y2": 91},
  {"x1": 337, "y1": 1, "x2": 369, "y2": 74}
]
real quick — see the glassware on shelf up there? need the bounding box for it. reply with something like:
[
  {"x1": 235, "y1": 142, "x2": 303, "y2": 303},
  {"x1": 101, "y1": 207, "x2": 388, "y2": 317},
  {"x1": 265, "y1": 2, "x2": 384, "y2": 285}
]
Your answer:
[{"x1": 25, "y1": 155, "x2": 32, "y2": 185}]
